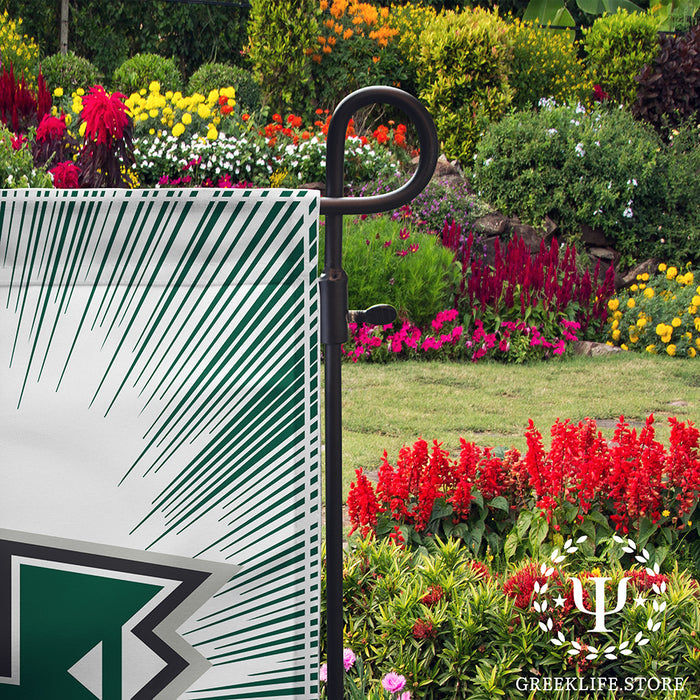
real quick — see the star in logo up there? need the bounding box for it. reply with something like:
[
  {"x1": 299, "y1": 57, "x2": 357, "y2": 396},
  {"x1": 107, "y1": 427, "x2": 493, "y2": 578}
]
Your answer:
[
  {"x1": 553, "y1": 594, "x2": 567, "y2": 607},
  {"x1": 0, "y1": 529, "x2": 235, "y2": 699},
  {"x1": 634, "y1": 595, "x2": 647, "y2": 607}
]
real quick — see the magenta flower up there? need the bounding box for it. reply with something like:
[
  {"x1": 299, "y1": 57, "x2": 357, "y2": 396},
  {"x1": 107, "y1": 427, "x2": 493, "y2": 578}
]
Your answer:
[
  {"x1": 49, "y1": 161, "x2": 81, "y2": 188},
  {"x1": 80, "y1": 85, "x2": 129, "y2": 145},
  {"x1": 382, "y1": 672, "x2": 407, "y2": 693}
]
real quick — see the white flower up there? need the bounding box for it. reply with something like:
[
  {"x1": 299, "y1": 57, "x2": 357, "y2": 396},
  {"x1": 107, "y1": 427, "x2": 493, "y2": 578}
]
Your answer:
[
  {"x1": 483, "y1": 157, "x2": 493, "y2": 167},
  {"x1": 547, "y1": 128, "x2": 558, "y2": 137},
  {"x1": 623, "y1": 207, "x2": 633, "y2": 218},
  {"x1": 575, "y1": 143, "x2": 585, "y2": 157}
]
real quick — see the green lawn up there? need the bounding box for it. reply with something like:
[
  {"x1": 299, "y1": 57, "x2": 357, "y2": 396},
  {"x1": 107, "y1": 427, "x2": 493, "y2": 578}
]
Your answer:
[{"x1": 328, "y1": 353, "x2": 700, "y2": 497}]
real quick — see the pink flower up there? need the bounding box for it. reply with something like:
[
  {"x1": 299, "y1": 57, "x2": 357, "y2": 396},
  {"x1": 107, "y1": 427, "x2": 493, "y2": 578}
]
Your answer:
[
  {"x1": 343, "y1": 648, "x2": 356, "y2": 671},
  {"x1": 382, "y1": 672, "x2": 407, "y2": 693},
  {"x1": 320, "y1": 663, "x2": 327, "y2": 682},
  {"x1": 398, "y1": 693, "x2": 411, "y2": 700}
]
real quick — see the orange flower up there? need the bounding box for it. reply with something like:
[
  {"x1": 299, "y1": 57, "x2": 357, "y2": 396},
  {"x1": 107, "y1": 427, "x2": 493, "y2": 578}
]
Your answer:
[
  {"x1": 322, "y1": 45, "x2": 332, "y2": 53},
  {"x1": 242, "y1": 113, "x2": 250, "y2": 121},
  {"x1": 312, "y1": 54, "x2": 322, "y2": 63},
  {"x1": 317, "y1": 35, "x2": 326, "y2": 44},
  {"x1": 220, "y1": 104, "x2": 233, "y2": 115},
  {"x1": 320, "y1": 0, "x2": 328, "y2": 9},
  {"x1": 343, "y1": 28, "x2": 354, "y2": 39},
  {"x1": 327, "y1": 35, "x2": 337, "y2": 46},
  {"x1": 330, "y1": 0, "x2": 348, "y2": 18}
]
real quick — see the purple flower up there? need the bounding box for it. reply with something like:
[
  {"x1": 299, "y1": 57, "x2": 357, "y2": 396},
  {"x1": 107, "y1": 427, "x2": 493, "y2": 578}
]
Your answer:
[{"x1": 382, "y1": 672, "x2": 407, "y2": 693}]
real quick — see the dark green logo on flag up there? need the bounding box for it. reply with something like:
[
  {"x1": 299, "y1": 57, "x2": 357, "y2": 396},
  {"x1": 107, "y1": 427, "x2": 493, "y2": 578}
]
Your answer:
[{"x1": 0, "y1": 530, "x2": 234, "y2": 699}]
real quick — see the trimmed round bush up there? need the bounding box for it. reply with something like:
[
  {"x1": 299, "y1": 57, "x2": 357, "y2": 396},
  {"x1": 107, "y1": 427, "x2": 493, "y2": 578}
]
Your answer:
[
  {"x1": 40, "y1": 51, "x2": 101, "y2": 94},
  {"x1": 111, "y1": 53, "x2": 182, "y2": 96},
  {"x1": 186, "y1": 62, "x2": 261, "y2": 112}
]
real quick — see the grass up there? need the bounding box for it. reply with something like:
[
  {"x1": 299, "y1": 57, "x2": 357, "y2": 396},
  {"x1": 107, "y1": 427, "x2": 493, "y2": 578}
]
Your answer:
[{"x1": 329, "y1": 353, "x2": 700, "y2": 497}]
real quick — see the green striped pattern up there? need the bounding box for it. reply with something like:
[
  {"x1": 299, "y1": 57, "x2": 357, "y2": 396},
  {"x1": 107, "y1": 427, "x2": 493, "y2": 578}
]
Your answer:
[{"x1": 0, "y1": 188, "x2": 321, "y2": 698}]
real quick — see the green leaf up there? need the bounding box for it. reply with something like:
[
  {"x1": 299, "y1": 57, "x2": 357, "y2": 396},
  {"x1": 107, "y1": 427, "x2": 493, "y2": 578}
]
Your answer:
[
  {"x1": 529, "y1": 515, "x2": 549, "y2": 552},
  {"x1": 517, "y1": 510, "x2": 534, "y2": 539},
  {"x1": 431, "y1": 498, "x2": 454, "y2": 521},
  {"x1": 637, "y1": 516, "x2": 658, "y2": 548},
  {"x1": 602, "y1": 0, "x2": 643, "y2": 10},
  {"x1": 523, "y1": 0, "x2": 575, "y2": 24},
  {"x1": 489, "y1": 496, "x2": 509, "y2": 512},
  {"x1": 576, "y1": 0, "x2": 605, "y2": 13}
]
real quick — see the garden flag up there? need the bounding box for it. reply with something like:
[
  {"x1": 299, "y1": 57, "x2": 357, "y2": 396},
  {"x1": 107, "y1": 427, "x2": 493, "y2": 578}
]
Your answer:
[{"x1": 0, "y1": 188, "x2": 321, "y2": 699}]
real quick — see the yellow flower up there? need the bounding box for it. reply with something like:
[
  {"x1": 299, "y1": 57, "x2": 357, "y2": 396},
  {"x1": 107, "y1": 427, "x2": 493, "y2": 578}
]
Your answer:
[
  {"x1": 172, "y1": 122, "x2": 185, "y2": 137},
  {"x1": 643, "y1": 287, "x2": 654, "y2": 299},
  {"x1": 182, "y1": 112, "x2": 192, "y2": 125},
  {"x1": 693, "y1": 295, "x2": 700, "y2": 306},
  {"x1": 76, "y1": 87, "x2": 85, "y2": 96},
  {"x1": 667, "y1": 266, "x2": 678, "y2": 279},
  {"x1": 646, "y1": 344, "x2": 657, "y2": 354},
  {"x1": 613, "y1": 310, "x2": 623, "y2": 321},
  {"x1": 641, "y1": 272, "x2": 650, "y2": 281},
  {"x1": 79, "y1": 122, "x2": 87, "y2": 137},
  {"x1": 612, "y1": 329, "x2": 621, "y2": 341},
  {"x1": 667, "y1": 344, "x2": 676, "y2": 356},
  {"x1": 149, "y1": 80, "x2": 161, "y2": 93},
  {"x1": 611, "y1": 319, "x2": 619, "y2": 330},
  {"x1": 662, "y1": 509, "x2": 670, "y2": 517},
  {"x1": 630, "y1": 284, "x2": 638, "y2": 291},
  {"x1": 53, "y1": 87, "x2": 63, "y2": 97},
  {"x1": 621, "y1": 343, "x2": 628, "y2": 350},
  {"x1": 639, "y1": 283, "x2": 646, "y2": 290},
  {"x1": 690, "y1": 305, "x2": 698, "y2": 315},
  {"x1": 671, "y1": 317, "x2": 682, "y2": 327},
  {"x1": 627, "y1": 298, "x2": 635, "y2": 309},
  {"x1": 608, "y1": 298, "x2": 619, "y2": 311},
  {"x1": 689, "y1": 347, "x2": 697, "y2": 358},
  {"x1": 206, "y1": 125, "x2": 218, "y2": 140},
  {"x1": 655, "y1": 323, "x2": 668, "y2": 336},
  {"x1": 658, "y1": 263, "x2": 667, "y2": 272},
  {"x1": 197, "y1": 104, "x2": 211, "y2": 120},
  {"x1": 636, "y1": 318, "x2": 647, "y2": 328}
]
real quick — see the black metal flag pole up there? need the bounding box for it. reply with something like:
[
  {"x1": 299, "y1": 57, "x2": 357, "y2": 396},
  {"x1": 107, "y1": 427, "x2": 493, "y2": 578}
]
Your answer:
[{"x1": 319, "y1": 86, "x2": 438, "y2": 699}]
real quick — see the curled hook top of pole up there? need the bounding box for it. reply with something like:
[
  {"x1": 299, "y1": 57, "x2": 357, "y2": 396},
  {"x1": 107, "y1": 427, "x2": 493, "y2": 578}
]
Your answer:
[{"x1": 319, "y1": 86, "x2": 439, "y2": 216}]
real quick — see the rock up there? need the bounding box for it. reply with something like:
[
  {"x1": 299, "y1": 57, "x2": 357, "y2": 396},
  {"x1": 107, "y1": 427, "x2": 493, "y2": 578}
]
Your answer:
[
  {"x1": 509, "y1": 217, "x2": 547, "y2": 253},
  {"x1": 580, "y1": 224, "x2": 610, "y2": 246},
  {"x1": 621, "y1": 259, "x2": 657, "y2": 287},
  {"x1": 572, "y1": 341, "x2": 622, "y2": 356},
  {"x1": 472, "y1": 213, "x2": 508, "y2": 237},
  {"x1": 433, "y1": 154, "x2": 462, "y2": 179},
  {"x1": 588, "y1": 246, "x2": 616, "y2": 260}
]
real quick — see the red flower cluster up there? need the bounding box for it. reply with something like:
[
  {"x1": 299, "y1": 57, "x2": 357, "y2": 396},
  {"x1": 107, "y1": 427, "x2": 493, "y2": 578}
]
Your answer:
[
  {"x1": 412, "y1": 618, "x2": 437, "y2": 640},
  {"x1": 348, "y1": 415, "x2": 700, "y2": 538},
  {"x1": 0, "y1": 66, "x2": 51, "y2": 134},
  {"x1": 49, "y1": 161, "x2": 81, "y2": 188},
  {"x1": 503, "y1": 563, "x2": 555, "y2": 609},
  {"x1": 35, "y1": 114, "x2": 67, "y2": 143},
  {"x1": 443, "y1": 222, "x2": 614, "y2": 337},
  {"x1": 80, "y1": 85, "x2": 130, "y2": 145}
]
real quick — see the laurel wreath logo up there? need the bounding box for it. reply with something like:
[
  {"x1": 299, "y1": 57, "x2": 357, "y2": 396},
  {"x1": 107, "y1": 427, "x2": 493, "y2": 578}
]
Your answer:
[{"x1": 533, "y1": 535, "x2": 667, "y2": 660}]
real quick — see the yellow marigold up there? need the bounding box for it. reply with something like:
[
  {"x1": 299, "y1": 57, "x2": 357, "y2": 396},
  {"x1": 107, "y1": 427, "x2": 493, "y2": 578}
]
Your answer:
[
  {"x1": 149, "y1": 80, "x2": 161, "y2": 93},
  {"x1": 646, "y1": 344, "x2": 657, "y2": 354},
  {"x1": 641, "y1": 272, "x2": 650, "y2": 281},
  {"x1": 690, "y1": 305, "x2": 698, "y2": 315},
  {"x1": 658, "y1": 263, "x2": 667, "y2": 272},
  {"x1": 690, "y1": 347, "x2": 697, "y2": 357},
  {"x1": 629, "y1": 333, "x2": 639, "y2": 343},
  {"x1": 693, "y1": 295, "x2": 700, "y2": 306},
  {"x1": 612, "y1": 319, "x2": 619, "y2": 330},
  {"x1": 639, "y1": 283, "x2": 646, "y2": 290},
  {"x1": 631, "y1": 284, "x2": 638, "y2": 291},
  {"x1": 197, "y1": 104, "x2": 211, "y2": 119},
  {"x1": 182, "y1": 112, "x2": 192, "y2": 125},
  {"x1": 644, "y1": 287, "x2": 654, "y2": 299},
  {"x1": 667, "y1": 266, "x2": 678, "y2": 279},
  {"x1": 172, "y1": 122, "x2": 185, "y2": 137},
  {"x1": 667, "y1": 344, "x2": 677, "y2": 356},
  {"x1": 695, "y1": 317, "x2": 700, "y2": 332},
  {"x1": 636, "y1": 318, "x2": 647, "y2": 328},
  {"x1": 53, "y1": 87, "x2": 63, "y2": 97},
  {"x1": 614, "y1": 310, "x2": 623, "y2": 320},
  {"x1": 627, "y1": 298, "x2": 635, "y2": 309},
  {"x1": 621, "y1": 343, "x2": 628, "y2": 350},
  {"x1": 656, "y1": 323, "x2": 668, "y2": 336},
  {"x1": 672, "y1": 317, "x2": 682, "y2": 327},
  {"x1": 612, "y1": 329, "x2": 621, "y2": 341},
  {"x1": 608, "y1": 298, "x2": 619, "y2": 311},
  {"x1": 206, "y1": 125, "x2": 218, "y2": 140}
]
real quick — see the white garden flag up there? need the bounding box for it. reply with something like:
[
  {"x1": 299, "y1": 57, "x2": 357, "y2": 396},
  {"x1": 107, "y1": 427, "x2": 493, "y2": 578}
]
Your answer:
[{"x1": 0, "y1": 188, "x2": 321, "y2": 699}]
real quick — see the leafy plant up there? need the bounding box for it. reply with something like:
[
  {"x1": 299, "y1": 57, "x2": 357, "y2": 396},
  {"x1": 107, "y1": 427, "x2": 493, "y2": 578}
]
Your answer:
[
  {"x1": 111, "y1": 53, "x2": 182, "y2": 96},
  {"x1": 582, "y1": 9, "x2": 661, "y2": 106},
  {"x1": 0, "y1": 9, "x2": 39, "y2": 84},
  {"x1": 605, "y1": 263, "x2": 700, "y2": 356},
  {"x1": 0, "y1": 123, "x2": 51, "y2": 187},
  {"x1": 341, "y1": 216, "x2": 460, "y2": 328},
  {"x1": 633, "y1": 23, "x2": 700, "y2": 133},
  {"x1": 245, "y1": 0, "x2": 318, "y2": 117},
  {"x1": 507, "y1": 20, "x2": 592, "y2": 110},
  {"x1": 39, "y1": 51, "x2": 102, "y2": 95},
  {"x1": 416, "y1": 7, "x2": 514, "y2": 165},
  {"x1": 471, "y1": 100, "x2": 663, "y2": 261}
]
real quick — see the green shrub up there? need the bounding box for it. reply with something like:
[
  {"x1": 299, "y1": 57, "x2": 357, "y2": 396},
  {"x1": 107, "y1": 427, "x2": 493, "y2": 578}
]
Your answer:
[
  {"x1": 246, "y1": 0, "x2": 318, "y2": 117},
  {"x1": 583, "y1": 9, "x2": 661, "y2": 105},
  {"x1": 471, "y1": 101, "x2": 662, "y2": 262},
  {"x1": 633, "y1": 23, "x2": 700, "y2": 133},
  {"x1": 186, "y1": 62, "x2": 261, "y2": 113},
  {"x1": 416, "y1": 8, "x2": 514, "y2": 165},
  {"x1": 0, "y1": 9, "x2": 39, "y2": 84},
  {"x1": 606, "y1": 263, "x2": 700, "y2": 356},
  {"x1": 0, "y1": 124, "x2": 51, "y2": 187},
  {"x1": 111, "y1": 53, "x2": 182, "y2": 96},
  {"x1": 508, "y1": 20, "x2": 592, "y2": 109},
  {"x1": 39, "y1": 51, "x2": 101, "y2": 94},
  {"x1": 340, "y1": 216, "x2": 459, "y2": 328}
]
